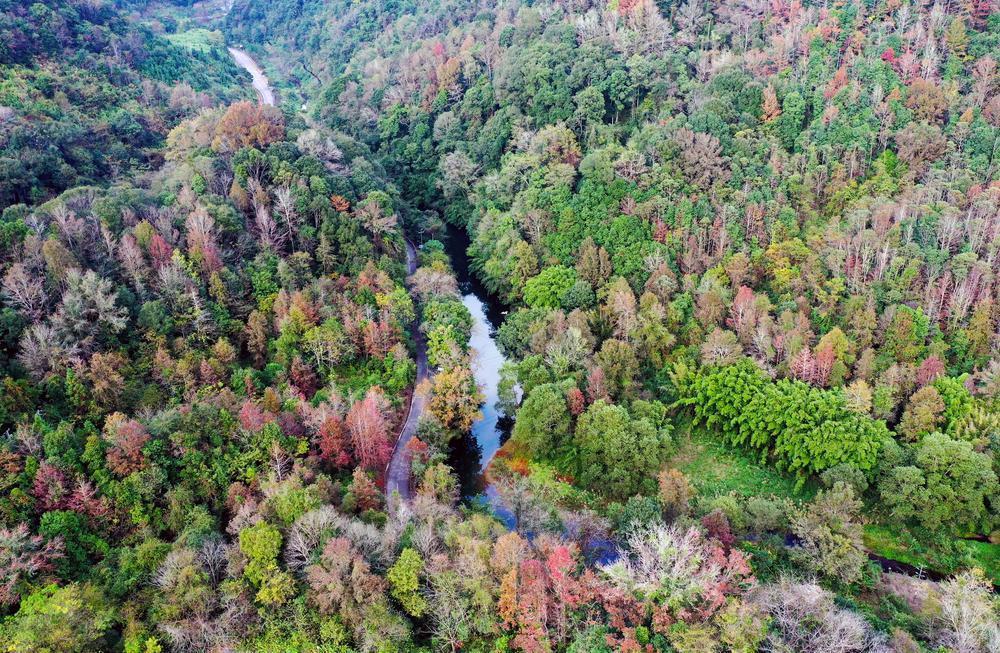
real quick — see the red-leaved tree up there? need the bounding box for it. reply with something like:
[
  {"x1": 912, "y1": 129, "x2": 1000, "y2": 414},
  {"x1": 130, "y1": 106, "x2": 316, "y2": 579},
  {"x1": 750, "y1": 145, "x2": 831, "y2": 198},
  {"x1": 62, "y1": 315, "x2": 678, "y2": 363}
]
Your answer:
[
  {"x1": 346, "y1": 387, "x2": 393, "y2": 471},
  {"x1": 0, "y1": 524, "x2": 64, "y2": 606}
]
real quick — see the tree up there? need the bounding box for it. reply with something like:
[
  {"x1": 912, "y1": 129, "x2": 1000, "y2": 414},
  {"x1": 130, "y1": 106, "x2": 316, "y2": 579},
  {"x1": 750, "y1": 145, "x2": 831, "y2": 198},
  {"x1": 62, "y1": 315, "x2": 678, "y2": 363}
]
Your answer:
[
  {"x1": 3, "y1": 583, "x2": 116, "y2": 653},
  {"x1": 104, "y1": 415, "x2": 149, "y2": 477},
  {"x1": 573, "y1": 400, "x2": 671, "y2": 499},
  {"x1": 906, "y1": 79, "x2": 949, "y2": 122},
  {"x1": 931, "y1": 569, "x2": 1000, "y2": 653},
  {"x1": 843, "y1": 380, "x2": 872, "y2": 415},
  {"x1": 727, "y1": 286, "x2": 760, "y2": 343},
  {"x1": 576, "y1": 238, "x2": 612, "y2": 288},
  {"x1": 658, "y1": 468, "x2": 694, "y2": 522},
  {"x1": 238, "y1": 522, "x2": 280, "y2": 581},
  {"x1": 602, "y1": 525, "x2": 754, "y2": 623},
  {"x1": 2, "y1": 262, "x2": 46, "y2": 320},
  {"x1": 306, "y1": 537, "x2": 386, "y2": 629},
  {"x1": 523, "y1": 266, "x2": 577, "y2": 308},
  {"x1": 387, "y1": 548, "x2": 427, "y2": 617},
  {"x1": 512, "y1": 382, "x2": 572, "y2": 459},
  {"x1": 573, "y1": 86, "x2": 605, "y2": 142},
  {"x1": 790, "y1": 483, "x2": 867, "y2": 584},
  {"x1": 427, "y1": 365, "x2": 483, "y2": 433},
  {"x1": 933, "y1": 376, "x2": 974, "y2": 434},
  {"x1": 754, "y1": 579, "x2": 888, "y2": 653},
  {"x1": 594, "y1": 339, "x2": 639, "y2": 399},
  {"x1": 897, "y1": 386, "x2": 945, "y2": 440},
  {"x1": 212, "y1": 102, "x2": 284, "y2": 153},
  {"x1": 51, "y1": 269, "x2": 128, "y2": 354},
  {"x1": 895, "y1": 123, "x2": 947, "y2": 176},
  {"x1": 346, "y1": 387, "x2": 393, "y2": 471},
  {"x1": 701, "y1": 328, "x2": 743, "y2": 366},
  {"x1": 674, "y1": 128, "x2": 730, "y2": 188},
  {"x1": 417, "y1": 462, "x2": 459, "y2": 505},
  {"x1": 347, "y1": 467, "x2": 381, "y2": 513},
  {"x1": 0, "y1": 524, "x2": 63, "y2": 606},
  {"x1": 355, "y1": 193, "x2": 399, "y2": 254},
  {"x1": 778, "y1": 91, "x2": 805, "y2": 150},
  {"x1": 916, "y1": 355, "x2": 946, "y2": 386},
  {"x1": 761, "y1": 84, "x2": 781, "y2": 122},
  {"x1": 315, "y1": 415, "x2": 352, "y2": 468},
  {"x1": 880, "y1": 432, "x2": 997, "y2": 534},
  {"x1": 17, "y1": 323, "x2": 79, "y2": 381},
  {"x1": 437, "y1": 151, "x2": 478, "y2": 199}
]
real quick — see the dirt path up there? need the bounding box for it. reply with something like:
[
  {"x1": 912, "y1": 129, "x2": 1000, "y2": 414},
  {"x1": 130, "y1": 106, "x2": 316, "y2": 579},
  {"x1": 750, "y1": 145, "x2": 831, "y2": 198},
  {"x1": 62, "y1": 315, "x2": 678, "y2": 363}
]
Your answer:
[{"x1": 385, "y1": 240, "x2": 430, "y2": 503}]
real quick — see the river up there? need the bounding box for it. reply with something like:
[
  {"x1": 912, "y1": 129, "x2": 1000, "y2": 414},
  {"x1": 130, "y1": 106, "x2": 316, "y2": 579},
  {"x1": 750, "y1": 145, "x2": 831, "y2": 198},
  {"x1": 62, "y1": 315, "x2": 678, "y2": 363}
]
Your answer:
[
  {"x1": 439, "y1": 224, "x2": 518, "y2": 523},
  {"x1": 221, "y1": 46, "x2": 991, "y2": 586}
]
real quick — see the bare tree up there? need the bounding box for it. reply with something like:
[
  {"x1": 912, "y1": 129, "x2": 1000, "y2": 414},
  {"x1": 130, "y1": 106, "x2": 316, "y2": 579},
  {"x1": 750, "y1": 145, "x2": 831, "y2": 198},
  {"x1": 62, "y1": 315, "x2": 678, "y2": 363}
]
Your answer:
[
  {"x1": 273, "y1": 185, "x2": 300, "y2": 248},
  {"x1": 2, "y1": 263, "x2": 47, "y2": 320},
  {"x1": 753, "y1": 578, "x2": 890, "y2": 652},
  {"x1": 50, "y1": 269, "x2": 128, "y2": 354},
  {"x1": 931, "y1": 569, "x2": 1000, "y2": 653},
  {"x1": 18, "y1": 323, "x2": 80, "y2": 381}
]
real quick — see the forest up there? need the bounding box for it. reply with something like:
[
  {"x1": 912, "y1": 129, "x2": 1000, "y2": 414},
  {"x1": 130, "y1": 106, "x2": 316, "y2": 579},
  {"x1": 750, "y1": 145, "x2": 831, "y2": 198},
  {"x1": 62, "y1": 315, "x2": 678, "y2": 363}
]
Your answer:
[{"x1": 1, "y1": 0, "x2": 999, "y2": 651}]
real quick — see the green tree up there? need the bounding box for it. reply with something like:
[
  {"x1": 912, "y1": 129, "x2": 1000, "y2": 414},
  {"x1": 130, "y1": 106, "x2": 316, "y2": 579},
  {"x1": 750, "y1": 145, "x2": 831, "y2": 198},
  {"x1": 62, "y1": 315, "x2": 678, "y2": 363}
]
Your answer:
[
  {"x1": 3, "y1": 583, "x2": 115, "y2": 653},
  {"x1": 572, "y1": 400, "x2": 671, "y2": 499},
  {"x1": 880, "y1": 432, "x2": 998, "y2": 534},
  {"x1": 239, "y1": 522, "x2": 295, "y2": 606},
  {"x1": 778, "y1": 91, "x2": 805, "y2": 150},
  {"x1": 523, "y1": 266, "x2": 577, "y2": 309},
  {"x1": 512, "y1": 382, "x2": 572, "y2": 459},
  {"x1": 387, "y1": 548, "x2": 427, "y2": 617}
]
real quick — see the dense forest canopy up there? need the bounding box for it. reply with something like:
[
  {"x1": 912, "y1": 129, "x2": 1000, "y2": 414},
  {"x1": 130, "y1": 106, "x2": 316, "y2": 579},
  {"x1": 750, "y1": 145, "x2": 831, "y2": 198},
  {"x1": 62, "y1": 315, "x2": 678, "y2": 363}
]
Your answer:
[
  {"x1": 1, "y1": 0, "x2": 999, "y2": 651},
  {"x1": 0, "y1": 0, "x2": 248, "y2": 208}
]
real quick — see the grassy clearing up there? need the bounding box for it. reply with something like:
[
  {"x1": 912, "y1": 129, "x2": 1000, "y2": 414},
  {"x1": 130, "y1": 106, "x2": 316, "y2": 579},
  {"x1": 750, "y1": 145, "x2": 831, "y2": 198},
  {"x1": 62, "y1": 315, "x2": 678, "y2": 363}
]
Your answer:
[
  {"x1": 669, "y1": 421, "x2": 815, "y2": 501},
  {"x1": 165, "y1": 28, "x2": 226, "y2": 53}
]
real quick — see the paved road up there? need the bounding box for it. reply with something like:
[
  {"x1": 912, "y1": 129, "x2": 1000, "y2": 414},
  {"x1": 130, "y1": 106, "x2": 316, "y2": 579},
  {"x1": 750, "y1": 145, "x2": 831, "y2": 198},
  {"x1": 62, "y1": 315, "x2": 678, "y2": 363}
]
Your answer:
[
  {"x1": 385, "y1": 240, "x2": 430, "y2": 503},
  {"x1": 228, "y1": 47, "x2": 275, "y2": 106}
]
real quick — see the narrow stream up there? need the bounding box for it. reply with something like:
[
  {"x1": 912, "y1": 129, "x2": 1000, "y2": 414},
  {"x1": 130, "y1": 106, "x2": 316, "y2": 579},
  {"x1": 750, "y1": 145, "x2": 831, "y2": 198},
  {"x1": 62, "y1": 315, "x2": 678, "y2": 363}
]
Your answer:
[{"x1": 442, "y1": 224, "x2": 516, "y2": 525}]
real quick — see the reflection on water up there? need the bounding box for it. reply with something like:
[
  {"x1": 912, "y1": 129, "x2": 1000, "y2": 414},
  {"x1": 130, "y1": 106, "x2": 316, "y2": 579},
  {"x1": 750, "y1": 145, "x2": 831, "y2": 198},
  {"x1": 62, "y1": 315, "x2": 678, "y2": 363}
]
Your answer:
[
  {"x1": 463, "y1": 294, "x2": 507, "y2": 469},
  {"x1": 442, "y1": 224, "x2": 512, "y2": 503},
  {"x1": 440, "y1": 224, "x2": 620, "y2": 562}
]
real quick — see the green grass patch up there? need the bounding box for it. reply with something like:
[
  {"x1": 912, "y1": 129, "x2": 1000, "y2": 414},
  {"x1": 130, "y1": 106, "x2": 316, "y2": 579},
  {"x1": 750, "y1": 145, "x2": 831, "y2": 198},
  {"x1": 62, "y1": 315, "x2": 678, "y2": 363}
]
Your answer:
[
  {"x1": 165, "y1": 28, "x2": 226, "y2": 53},
  {"x1": 864, "y1": 525, "x2": 1000, "y2": 584},
  {"x1": 958, "y1": 539, "x2": 1000, "y2": 585},
  {"x1": 669, "y1": 421, "x2": 814, "y2": 500}
]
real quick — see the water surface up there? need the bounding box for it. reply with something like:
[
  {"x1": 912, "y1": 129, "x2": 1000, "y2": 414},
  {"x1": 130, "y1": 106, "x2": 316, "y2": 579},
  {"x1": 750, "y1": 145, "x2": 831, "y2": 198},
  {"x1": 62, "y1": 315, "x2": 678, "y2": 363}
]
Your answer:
[{"x1": 442, "y1": 224, "x2": 513, "y2": 519}]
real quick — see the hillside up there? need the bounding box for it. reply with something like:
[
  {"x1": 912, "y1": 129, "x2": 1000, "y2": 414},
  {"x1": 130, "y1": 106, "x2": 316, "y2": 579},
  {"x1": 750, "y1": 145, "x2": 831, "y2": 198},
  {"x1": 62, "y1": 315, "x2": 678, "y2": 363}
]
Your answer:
[
  {"x1": 0, "y1": 0, "x2": 248, "y2": 208},
  {"x1": 0, "y1": 0, "x2": 998, "y2": 651}
]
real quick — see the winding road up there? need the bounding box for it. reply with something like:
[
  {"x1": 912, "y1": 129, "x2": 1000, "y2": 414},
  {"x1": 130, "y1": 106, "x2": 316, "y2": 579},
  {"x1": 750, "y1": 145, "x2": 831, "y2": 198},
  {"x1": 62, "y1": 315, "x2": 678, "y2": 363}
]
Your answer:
[
  {"x1": 385, "y1": 241, "x2": 431, "y2": 502},
  {"x1": 228, "y1": 47, "x2": 427, "y2": 502},
  {"x1": 228, "y1": 47, "x2": 275, "y2": 106}
]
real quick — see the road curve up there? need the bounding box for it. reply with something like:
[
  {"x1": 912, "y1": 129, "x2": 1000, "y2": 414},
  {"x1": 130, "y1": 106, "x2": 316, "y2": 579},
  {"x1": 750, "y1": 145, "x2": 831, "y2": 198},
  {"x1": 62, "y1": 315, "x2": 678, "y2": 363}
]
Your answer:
[
  {"x1": 228, "y1": 47, "x2": 275, "y2": 106},
  {"x1": 385, "y1": 240, "x2": 430, "y2": 503}
]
